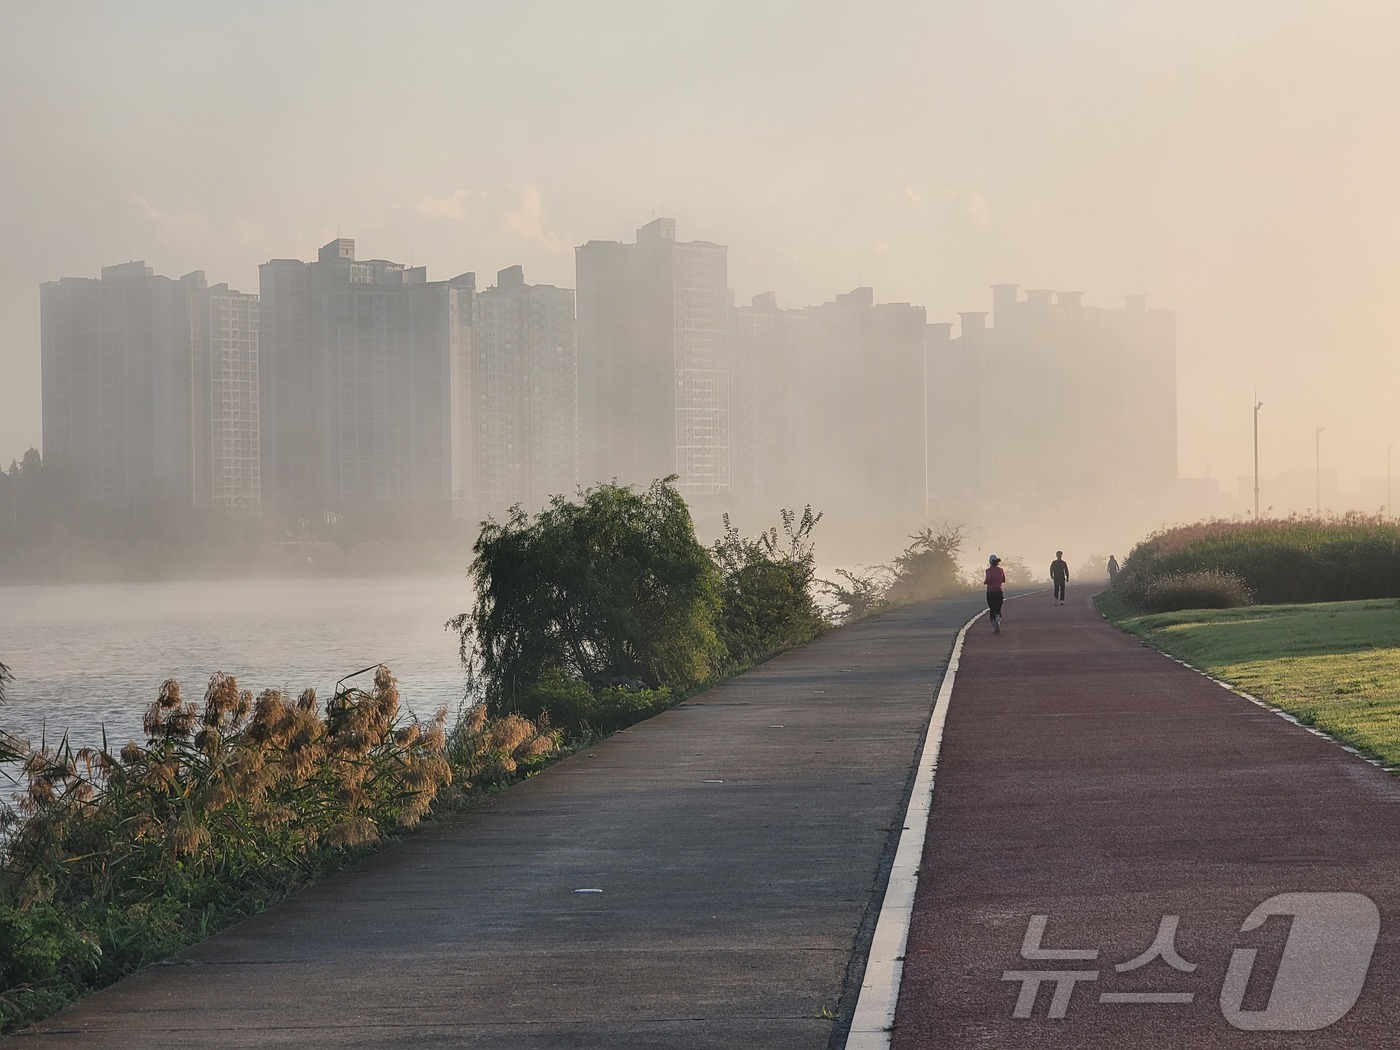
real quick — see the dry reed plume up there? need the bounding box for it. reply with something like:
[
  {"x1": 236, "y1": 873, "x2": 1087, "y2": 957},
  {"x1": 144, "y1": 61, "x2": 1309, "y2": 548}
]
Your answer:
[{"x1": 2, "y1": 665, "x2": 460, "y2": 908}]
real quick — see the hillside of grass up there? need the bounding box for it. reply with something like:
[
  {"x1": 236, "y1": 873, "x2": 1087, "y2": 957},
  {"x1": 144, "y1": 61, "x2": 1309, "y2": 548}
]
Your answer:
[{"x1": 1105, "y1": 598, "x2": 1400, "y2": 768}]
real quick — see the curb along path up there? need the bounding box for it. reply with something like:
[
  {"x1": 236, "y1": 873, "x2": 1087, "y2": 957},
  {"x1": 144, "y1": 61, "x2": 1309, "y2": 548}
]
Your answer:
[
  {"x1": 894, "y1": 593, "x2": 1400, "y2": 1048},
  {"x1": 10, "y1": 594, "x2": 989, "y2": 1050}
]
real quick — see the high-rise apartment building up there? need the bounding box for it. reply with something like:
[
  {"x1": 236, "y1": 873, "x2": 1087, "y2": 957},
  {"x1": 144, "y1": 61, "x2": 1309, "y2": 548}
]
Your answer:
[
  {"x1": 474, "y1": 265, "x2": 577, "y2": 516},
  {"x1": 728, "y1": 288, "x2": 926, "y2": 525},
  {"x1": 575, "y1": 218, "x2": 730, "y2": 499},
  {"x1": 788, "y1": 289, "x2": 928, "y2": 523},
  {"x1": 730, "y1": 291, "x2": 790, "y2": 512},
  {"x1": 926, "y1": 286, "x2": 1176, "y2": 514},
  {"x1": 258, "y1": 239, "x2": 475, "y2": 519},
  {"x1": 187, "y1": 273, "x2": 260, "y2": 510},
  {"x1": 40, "y1": 262, "x2": 260, "y2": 511}
]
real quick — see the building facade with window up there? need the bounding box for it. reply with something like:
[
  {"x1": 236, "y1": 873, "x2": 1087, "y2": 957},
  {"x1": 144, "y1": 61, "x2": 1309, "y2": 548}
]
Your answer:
[
  {"x1": 473, "y1": 265, "x2": 577, "y2": 517},
  {"x1": 40, "y1": 261, "x2": 260, "y2": 511},
  {"x1": 575, "y1": 218, "x2": 730, "y2": 501},
  {"x1": 258, "y1": 239, "x2": 475, "y2": 520}
]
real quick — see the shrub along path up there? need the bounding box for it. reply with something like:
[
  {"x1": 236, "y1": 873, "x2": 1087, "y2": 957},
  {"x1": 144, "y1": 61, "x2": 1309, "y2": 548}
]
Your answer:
[
  {"x1": 894, "y1": 592, "x2": 1400, "y2": 1048},
  {"x1": 10, "y1": 593, "x2": 992, "y2": 1049}
]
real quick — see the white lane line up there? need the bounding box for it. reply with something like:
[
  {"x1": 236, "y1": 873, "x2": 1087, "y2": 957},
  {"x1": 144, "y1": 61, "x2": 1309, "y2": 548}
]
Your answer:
[
  {"x1": 1098, "y1": 601, "x2": 1399, "y2": 769},
  {"x1": 845, "y1": 608, "x2": 985, "y2": 1049},
  {"x1": 1162, "y1": 651, "x2": 1394, "y2": 773}
]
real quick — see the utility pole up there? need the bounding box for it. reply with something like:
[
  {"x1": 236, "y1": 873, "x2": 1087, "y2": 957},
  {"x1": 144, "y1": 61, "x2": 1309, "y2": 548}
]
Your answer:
[
  {"x1": 1315, "y1": 426, "x2": 1325, "y2": 515},
  {"x1": 1253, "y1": 394, "x2": 1263, "y2": 519},
  {"x1": 1388, "y1": 445, "x2": 1393, "y2": 518},
  {"x1": 923, "y1": 343, "x2": 929, "y2": 521}
]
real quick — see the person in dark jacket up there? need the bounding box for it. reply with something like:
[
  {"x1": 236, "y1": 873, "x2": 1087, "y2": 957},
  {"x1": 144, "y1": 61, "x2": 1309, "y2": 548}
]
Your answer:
[
  {"x1": 1107, "y1": 554, "x2": 1120, "y2": 585},
  {"x1": 1050, "y1": 551, "x2": 1069, "y2": 605}
]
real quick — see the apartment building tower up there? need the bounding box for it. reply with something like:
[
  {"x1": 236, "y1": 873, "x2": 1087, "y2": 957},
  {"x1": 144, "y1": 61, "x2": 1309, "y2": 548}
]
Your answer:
[
  {"x1": 786, "y1": 289, "x2": 927, "y2": 523},
  {"x1": 730, "y1": 291, "x2": 790, "y2": 513},
  {"x1": 473, "y1": 265, "x2": 577, "y2": 516},
  {"x1": 575, "y1": 218, "x2": 730, "y2": 499},
  {"x1": 40, "y1": 261, "x2": 260, "y2": 511},
  {"x1": 926, "y1": 286, "x2": 1177, "y2": 515},
  {"x1": 187, "y1": 273, "x2": 260, "y2": 510},
  {"x1": 258, "y1": 239, "x2": 475, "y2": 519}
]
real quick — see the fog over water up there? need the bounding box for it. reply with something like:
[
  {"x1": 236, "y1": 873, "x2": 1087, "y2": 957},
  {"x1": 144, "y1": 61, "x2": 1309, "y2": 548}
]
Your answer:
[{"x1": 0, "y1": 576, "x2": 470, "y2": 752}]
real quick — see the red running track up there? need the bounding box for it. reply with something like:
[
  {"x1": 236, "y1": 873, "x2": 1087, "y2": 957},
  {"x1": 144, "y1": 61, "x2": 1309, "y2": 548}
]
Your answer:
[{"x1": 894, "y1": 591, "x2": 1400, "y2": 1049}]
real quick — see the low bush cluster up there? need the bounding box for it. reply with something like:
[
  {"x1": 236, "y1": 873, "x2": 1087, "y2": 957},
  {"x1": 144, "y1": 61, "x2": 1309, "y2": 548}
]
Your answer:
[
  {"x1": 823, "y1": 524, "x2": 973, "y2": 624},
  {"x1": 1138, "y1": 569, "x2": 1254, "y2": 612},
  {"x1": 500, "y1": 670, "x2": 675, "y2": 739},
  {"x1": 711, "y1": 506, "x2": 826, "y2": 666},
  {"x1": 1113, "y1": 514, "x2": 1400, "y2": 609}
]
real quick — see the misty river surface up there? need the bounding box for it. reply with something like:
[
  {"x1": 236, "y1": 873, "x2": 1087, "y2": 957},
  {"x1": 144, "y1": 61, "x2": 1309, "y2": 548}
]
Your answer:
[{"x1": 0, "y1": 575, "x2": 473, "y2": 756}]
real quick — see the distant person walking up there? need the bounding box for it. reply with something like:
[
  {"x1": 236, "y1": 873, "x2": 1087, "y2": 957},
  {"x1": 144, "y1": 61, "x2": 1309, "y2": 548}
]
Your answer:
[
  {"x1": 1050, "y1": 551, "x2": 1070, "y2": 605},
  {"x1": 1107, "y1": 555, "x2": 1120, "y2": 585},
  {"x1": 985, "y1": 554, "x2": 1006, "y2": 633}
]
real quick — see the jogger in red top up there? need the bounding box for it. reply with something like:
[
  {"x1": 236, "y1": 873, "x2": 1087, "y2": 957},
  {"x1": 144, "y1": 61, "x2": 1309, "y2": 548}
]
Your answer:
[{"x1": 985, "y1": 554, "x2": 1006, "y2": 633}]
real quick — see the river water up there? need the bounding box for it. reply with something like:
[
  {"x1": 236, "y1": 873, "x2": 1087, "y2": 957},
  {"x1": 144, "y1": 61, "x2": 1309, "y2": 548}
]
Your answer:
[{"x1": 0, "y1": 575, "x2": 473, "y2": 757}]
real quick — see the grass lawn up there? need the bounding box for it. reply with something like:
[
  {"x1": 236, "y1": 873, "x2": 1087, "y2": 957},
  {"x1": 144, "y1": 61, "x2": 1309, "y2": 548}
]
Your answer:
[{"x1": 1102, "y1": 597, "x2": 1400, "y2": 768}]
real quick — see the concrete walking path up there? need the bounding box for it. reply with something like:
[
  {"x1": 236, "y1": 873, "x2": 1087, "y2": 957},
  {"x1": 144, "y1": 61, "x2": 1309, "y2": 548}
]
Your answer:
[
  {"x1": 9, "y1": 594, "x2": 992, "y2": 1049},
  {"x1": 894, "y1": 592, "x2": 1400, "y2": 1048}
]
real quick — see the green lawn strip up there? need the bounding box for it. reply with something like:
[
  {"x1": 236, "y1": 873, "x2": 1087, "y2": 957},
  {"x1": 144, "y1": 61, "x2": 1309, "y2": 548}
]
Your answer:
[{"x1": 1102, "y1": 598, "x2": 1400, "y2": 769}]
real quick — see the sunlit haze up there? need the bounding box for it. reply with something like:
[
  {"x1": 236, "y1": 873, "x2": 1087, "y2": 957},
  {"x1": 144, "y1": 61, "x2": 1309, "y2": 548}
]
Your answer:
[{"x1": 5, "y1": 0, "x2": 1400, "y2": 556}]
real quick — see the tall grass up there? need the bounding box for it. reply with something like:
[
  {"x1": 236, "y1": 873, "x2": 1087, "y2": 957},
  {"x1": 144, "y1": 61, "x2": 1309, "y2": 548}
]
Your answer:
[
  {"x1": 1116, "y1": 514, "x2": 1400, "y2": 607},
  {"x1": 0, "y1": 667, "x2": 559, "y2": 1034}
]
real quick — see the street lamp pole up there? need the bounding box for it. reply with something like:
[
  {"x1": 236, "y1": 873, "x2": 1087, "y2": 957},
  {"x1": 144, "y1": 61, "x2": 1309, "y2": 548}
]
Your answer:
[
  {"x1": 922, "y1": 343, "x2": 929, "y2": 520},
  {"x1": 1388, "y1": 444, "x2": 1393, "y2": 518},
  {"x1": 1315, "y1": 426, "x2": 1325, "y2": 515},
  {"x1": 1253, "y1": 394, "x2": 1263, "y2": 519}
]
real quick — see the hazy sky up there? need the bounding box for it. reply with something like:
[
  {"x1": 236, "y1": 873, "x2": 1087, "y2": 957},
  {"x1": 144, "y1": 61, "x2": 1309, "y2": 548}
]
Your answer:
[{"x1": 4, "y1": 0, "x2": 1399, "y2": 503}]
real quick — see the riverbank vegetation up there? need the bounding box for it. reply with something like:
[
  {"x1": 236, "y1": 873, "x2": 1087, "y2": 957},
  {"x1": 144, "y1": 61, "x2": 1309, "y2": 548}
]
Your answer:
[
  {"x1": 821, "y1": 523, "x2": 979, "y2": 623},
  {"x1": 2, "y1": 477, "x2": 976, "y2": 1031},
  {"x1": 1100, "y1": 599, "x2": 1400, "y2": 769},
  {"x1": 0, "y1": 668, "x2": 559, "y2": 1033},
  {"x1": 1109, "y1": 515, "x2": 1400, "y2": 612},
  {"x1": 449, "y1": 479, "x2": 828, "y2": 739}
]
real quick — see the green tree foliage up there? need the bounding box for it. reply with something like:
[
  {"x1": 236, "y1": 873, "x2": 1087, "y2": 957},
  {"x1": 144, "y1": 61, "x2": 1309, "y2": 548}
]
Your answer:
[
  {"x1": 450, "y1": 478, "x2": 725, "y2": 715},
  {"x1": 886, "y1": 524, "x2": 969, "y2": 605},
  {"x1": 710, "y1": 506, "x2": 828, "y2": 665}
]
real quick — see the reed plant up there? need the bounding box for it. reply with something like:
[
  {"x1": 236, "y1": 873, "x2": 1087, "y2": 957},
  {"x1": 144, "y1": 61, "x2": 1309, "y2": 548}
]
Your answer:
[
  {"x1": 445, "y1": 702, "x2": 561, "y2": 788},
  {"x1": 1138, "y1": 568, "x2": 1253, "y2": 612},
  {"x1": 0, "y1": 665, "x2": 559, "y2": 1034}
]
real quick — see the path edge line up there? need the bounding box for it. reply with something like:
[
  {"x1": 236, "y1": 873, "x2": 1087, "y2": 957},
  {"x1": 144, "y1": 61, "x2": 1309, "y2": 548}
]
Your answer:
[
  {"x1": 843, "y1": 607, "x2": 985, "y2": 1049},
  {"x1": 1093, "y1": 596, "x2": 1398, "y2": 777}
]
